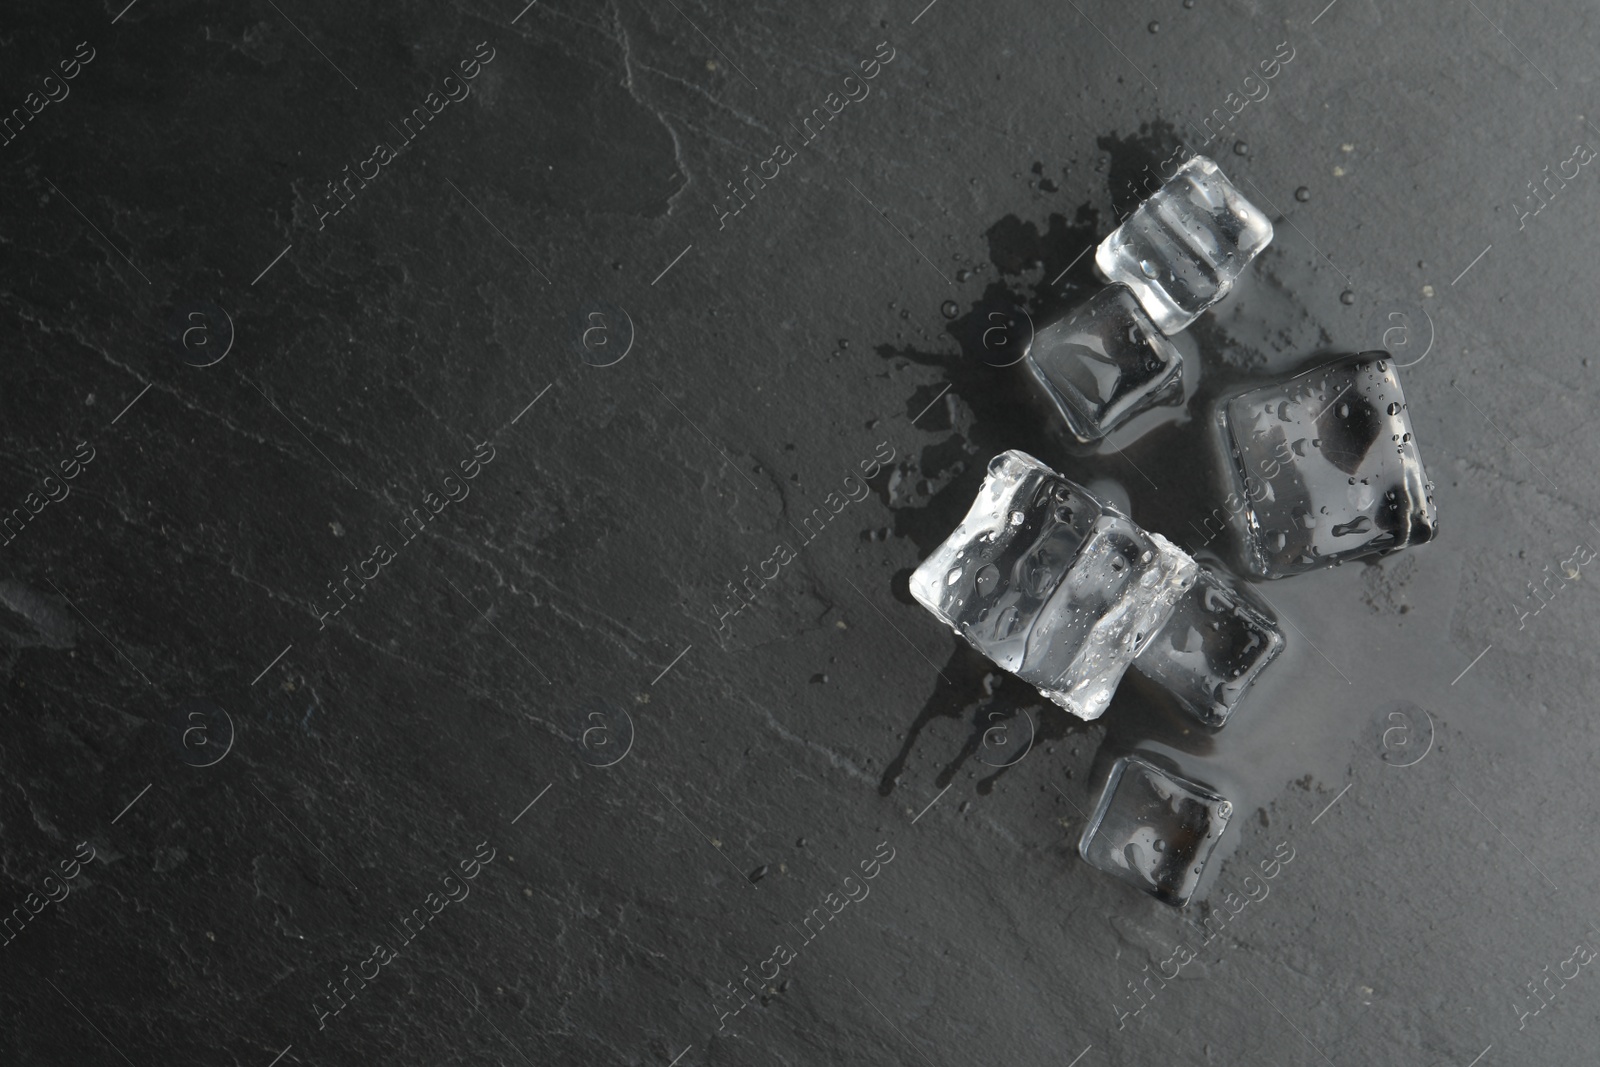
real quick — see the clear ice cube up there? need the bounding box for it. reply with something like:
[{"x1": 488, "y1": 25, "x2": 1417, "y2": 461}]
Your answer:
[
  {"x1": 909, "y1": 451, "x2": 1198, "y2": 721},
  {"x1": 1024, "y1": 284, "x2": 1184, "y2": 443},
  {"x1": 1095, "y1": 155, "x2": 1273, "y2": 334},
  {"x1": 1079, "y1": 755, "x2": 1232, "y2": 907},
  {"x1": 1132, "y1": 569, "x2": 1283, "y2": 727},
  {"x1": 1223, "y1": 353, "x2": 1438, "y2": 577}
]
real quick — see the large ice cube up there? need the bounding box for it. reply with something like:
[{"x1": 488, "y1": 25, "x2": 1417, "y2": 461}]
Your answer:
[
  {"x1": 1079, "y1": 755, "x2": 1232, "y2": 907},
  {"x1": 909, "y1": 451, "x2": 1198, "y2": 721},
  {"x1": 1024, "y1": 284, "x2": 1184, "y2": 443},
  {"x1": 1223, "y1": 353, "x2": 1438, "y2": 577},
  {"x1": 1095, "y1": 155, "x2": 1273, "y2": 334},
  {"x1": 1132, "y1": 569, "x2": 1283, "y2": 727}
]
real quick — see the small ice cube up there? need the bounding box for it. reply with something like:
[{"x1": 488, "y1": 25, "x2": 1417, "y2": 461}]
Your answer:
[
  {"x1": 1024, "y1": 284, "x2": 1184, "y2": 443},
  {"x1": 909, "y1": 451, "x2": 1197, "y2": 721},
  {"x1": 1095, "y1": 155, "x2": 1273, "y2": 334},
  {"x1": 1079, "y1": 755, "x2": 1232, "y2": 907},
  {"x1": 1223, "y1": 353, "x2": 1439, "y2": 577},
  {"x1": 1132, "y1": 569, "x2": 1283, "y2": 727}
]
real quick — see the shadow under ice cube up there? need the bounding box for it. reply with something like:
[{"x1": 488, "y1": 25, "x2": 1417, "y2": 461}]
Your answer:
[
  {"x1": 1024, "y1": 284, "x2": 1184, "y2": 443},
  {"x1": 908, "y1": 451, "x2": 1197, "y2": 721},
  {"x1": 1132, "y1": 569, "x2": 1283, "y2": 728},
  {"x1": 1095, "y1": 155, "x2": 1273, "y2": 335},
  {"x1": 1079, "y1": 755, "x2": 1232, "y2": 907},
  {"x1": 1224, "y1": 353, "x2": 1438, "y2": 577}
]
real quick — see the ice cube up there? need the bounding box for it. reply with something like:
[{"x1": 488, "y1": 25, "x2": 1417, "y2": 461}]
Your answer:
[
  {"x1": 909, "y1": 450, "x2": 1198, "y2": 721},
  {"x1": 1223, "y1": 353, "x2": 1438, "y2": 577},
  {"x1": 1132, "y1": 569, "x2": 1283, "y2": 727},
  {"x1": 1024, "y1": 284, "x2": 1184, "y2": 443},
  {"x1": 1079, "y1": 755, "x2": 1232, "y2": 907},
  {"x1": 1095, "y1": 155, "x2": 1273, "y2": 334}
]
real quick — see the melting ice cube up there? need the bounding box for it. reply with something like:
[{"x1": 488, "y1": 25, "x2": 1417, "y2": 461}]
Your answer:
[
  {"x1": 1132, "y1": 569, "x2": 1283, "y2": 727},
  {"x1": 909, "y1": 450, "x2": 1197, "y2": 721},
  {"x1": 1222, "y1": 353, "x2": 1438, "y2": 577},
  {"x1": 1079, "y1": 754, "x2": 1232, "y2": 907},
  {"x1": 1095, "y1": 155, "x2": 1273, "y2": 334},
  {"x1": 1024, "y1": 284, "x2": 1184, "y2": 443}
]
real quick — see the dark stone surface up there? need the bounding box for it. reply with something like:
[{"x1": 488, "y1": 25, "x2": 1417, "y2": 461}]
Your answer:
[{"x1": 3, "y1": 0, "x2": 1598, "y2": 1064}]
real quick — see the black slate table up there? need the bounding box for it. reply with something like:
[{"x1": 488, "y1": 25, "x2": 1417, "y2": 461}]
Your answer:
[{"x1": 3, "y1": 1, "x2": 1597, "y2": 1064}]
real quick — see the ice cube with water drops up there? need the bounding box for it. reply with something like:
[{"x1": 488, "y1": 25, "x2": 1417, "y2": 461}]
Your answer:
[
  {"x1": 908, "y1": 450, "x2": 1198, "y2": 721},
  {"x1": 1095, "y1": 155, "x2": 1274, "y2": 335},
  {"x1": 1132, "y1": 568, "x2": 1283, "y2": 727},
  {"x1": 1024, "y1": 284, "x2": 1184, "y2": 443},
  {"x1": 1223, "y1": 353, "x2": 1438, "y2": 578},
  {"x1": 1079, "y1": 754, "x2": 1232, "y2": 907}
]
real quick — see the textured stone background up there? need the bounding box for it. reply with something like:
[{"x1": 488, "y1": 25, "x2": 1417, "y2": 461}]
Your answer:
[{"x1": 2, "y1": 0, "x2": 1597, "y2": 1064}]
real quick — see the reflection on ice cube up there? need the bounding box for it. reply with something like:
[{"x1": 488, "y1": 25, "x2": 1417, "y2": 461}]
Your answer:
[
  {"x1": 909, "y1": 451, "x2": 1196, "y2": 721},
  {"x1": 1223, "y1": 353, "x2": 1438, "y2": 577},
  {"x1": 1079, "y1": 754, "x2": 1232, "y2": 907},
  {"x1": 1024, "y1": 284, "x2": 1184, "y2": 443},
  {"x1": 1095, "y1": 155, "x2": 1273, "y2": 334},
  {"x1": 1132, "y1": 569, "x2": 1283, "y2": 727}
]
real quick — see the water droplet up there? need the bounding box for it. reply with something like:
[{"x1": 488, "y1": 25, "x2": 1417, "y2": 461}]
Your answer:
[
  {"x1": 1009, "y1": 510, "x2": 1025, "y2": 526},
  {"x1": 1153, "y1": 838, "x2": 1168, "y2": 852},
  {"x1": 940, "y1": 300, "x2": 959, "y2": 319},
  {"x1": 1340, "y1": 290, "x2": 1355, "y2": 305},
  {"x1": 1139, "y1": 259, "x2": 1159, "y2": 278},
  {"x1": 1233, "y1": 140, "x2": 1249, "y2": 156},
  {"x1": 945, "y1": 567, "x2": 962, "y2": 586},
  {"x1": 838, "y1": 338, "x2": 850, "y2": 349},
  {"x1": 1387, "y1": 402, "x2": 1401, "y2": 415},
  {"x1": 1148, "y1": 19, "x2": 1160, "y2": 32},
  {"x1": 956, "y1": 268, "x2": 971, "y2": 282},
  {"x1": 1295, "y1": 185, "x2": 1310, "y2": 202}
]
